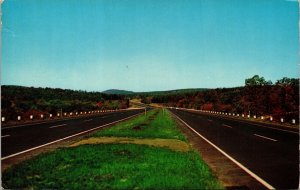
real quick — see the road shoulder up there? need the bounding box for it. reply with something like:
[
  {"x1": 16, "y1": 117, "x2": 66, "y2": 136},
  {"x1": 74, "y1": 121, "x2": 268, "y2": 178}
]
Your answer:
[{"x1": 171, "y1": 112, "x2": 267, "y2": 189}]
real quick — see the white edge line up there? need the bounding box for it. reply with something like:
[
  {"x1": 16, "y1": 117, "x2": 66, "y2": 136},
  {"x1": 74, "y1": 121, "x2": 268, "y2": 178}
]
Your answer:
[
  {"x1": 170, "y1": 111, "x2": 275, "y2": 190},
  {"x1": 222, "y1": 124, "x2": 233, "y2": 129},
  {"x1": 1, "y1": 135, "x2": 10, "y2": 138},
  {"x1": 254, "y1": 134, "x2": 277, "y2": 142},
  {"x1": 2, "y1": 112, "x2": 142, "y2": 161},
  {"x1": 49, "y1": 124, "x2": 67, "y2": 129}
]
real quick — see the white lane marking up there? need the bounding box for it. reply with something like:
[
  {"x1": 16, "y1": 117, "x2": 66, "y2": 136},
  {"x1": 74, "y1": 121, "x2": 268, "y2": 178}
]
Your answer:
[
  {"x1": 2, "y1": 108, "x2": 145, "y2": 130},
  {"x1": 2, "y1": 119, "x2": 71, "y2": 130},
  {"x1": 2, "y1": 135, "x2": 10, "y2": 138},
  {"x1": 49, "y1": 124, "x2": 67, "y2": 129},
  {"x1": 186, "y1": 110, "x2": 299, "y2": 135},
  {"x1": 2, "y1": 112, "x2": 143, "y2": 161},
  {"x1": 222, "y1": 124, "x2": 233, "y2": 129},
  {"x1": 170, "y1": 111, "x2": 275, "y2": 190},
  {"x1": 207, "y1": 119, "x2": 213, "y2": 122},
  {"x1": 211, "y1": 113, "x2": 299, "y2": 135},
  {"x1": 254, "y1": 134, "x2": 277, "y2": 142},
  {"x1": 83, "y1": 119, "x2": 93, "y2": 122}
]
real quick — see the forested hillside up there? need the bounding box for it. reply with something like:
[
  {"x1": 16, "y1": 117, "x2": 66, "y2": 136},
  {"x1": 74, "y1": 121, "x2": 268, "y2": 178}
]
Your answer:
[
  {"x1": 1, "y1": 85, "x2": 129, "y2": 120},
  {"x1": 2, "y1": 76, "x2": 298, "y2": 122},
  {"x1": 152, "y1": 76, "x2": 299, "y2": 122}
]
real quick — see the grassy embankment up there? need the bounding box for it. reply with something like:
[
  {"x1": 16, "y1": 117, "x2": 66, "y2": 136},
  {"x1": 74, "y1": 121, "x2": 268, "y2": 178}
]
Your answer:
[{"x1": 3, "y1": 109, "x2": 223, "y2": 189}]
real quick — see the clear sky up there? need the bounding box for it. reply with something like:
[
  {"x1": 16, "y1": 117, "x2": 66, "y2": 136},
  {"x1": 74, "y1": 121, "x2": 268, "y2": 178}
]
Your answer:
[{"x1": 2, "y1": 0, "x2": 299, "y2": 92}]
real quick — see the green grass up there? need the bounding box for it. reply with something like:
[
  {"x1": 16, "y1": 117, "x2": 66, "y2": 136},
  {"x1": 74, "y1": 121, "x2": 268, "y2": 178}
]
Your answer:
[
  {"x1": 3, "y1": 144, "x2": 222, "y2": 189},
  {"x1": 92, "y1": 109, "x2": 186, "y2": 141},
  {"x1": 2, "y1": 109, "x2": 224, "y2": 189}
]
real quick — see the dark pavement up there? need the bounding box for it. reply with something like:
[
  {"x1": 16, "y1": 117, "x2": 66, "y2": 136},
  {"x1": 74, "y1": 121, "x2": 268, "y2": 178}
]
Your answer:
[
  {"x1": 169, "y1": 108, "x2": 299, "y2": 189},
  {"x1": 1, "y1": 109, "x2": 145, "y2": 159}
]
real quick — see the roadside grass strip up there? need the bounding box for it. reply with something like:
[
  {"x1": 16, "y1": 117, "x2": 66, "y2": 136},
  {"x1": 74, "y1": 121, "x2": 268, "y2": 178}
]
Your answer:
[{"x1": 2, "y1": 109, "x2": 223, "y2": 189}]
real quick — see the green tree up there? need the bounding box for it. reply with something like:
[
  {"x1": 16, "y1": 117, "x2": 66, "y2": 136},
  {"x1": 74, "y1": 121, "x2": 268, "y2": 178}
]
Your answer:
[
  {"x1": 276, "y1": 77, "x2": 299, "y2": 86},
  {"x1": 245, "y1": 75, "x2": 267, "y2": 86}
]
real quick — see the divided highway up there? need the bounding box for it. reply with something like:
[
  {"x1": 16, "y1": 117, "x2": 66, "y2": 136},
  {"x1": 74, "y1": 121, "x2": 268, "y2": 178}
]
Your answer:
[
  {"x1": 169, "y1": 108, "x2": 299, "y2": 189},
  {"x1": 2, "y1": 109, "x2": 146, "y2": 159}
]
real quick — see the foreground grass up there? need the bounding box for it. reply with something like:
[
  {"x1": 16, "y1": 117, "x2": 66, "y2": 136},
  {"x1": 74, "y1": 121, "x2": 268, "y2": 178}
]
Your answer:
[
  {"x1": 3, "y1": 144, "x2": 222, "y2": 189},
  {"x1": 2, "y1": 109, "x2": 223, "y2": 189}
]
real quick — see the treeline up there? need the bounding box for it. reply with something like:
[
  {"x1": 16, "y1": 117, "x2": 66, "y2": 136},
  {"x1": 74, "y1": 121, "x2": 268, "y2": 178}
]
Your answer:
[
  {"x1": 1, "y1": 85, "x2": 129, "y2": 120},
  {"x1": 107, "y1": 88, "x2": 209, "y2": 99},
  {"x1": 138, "y1": 88, "x2": 208, "y2": 96},
  {"x1": 138, "y1": 88, "x2": 208, "y2": 104},
  {"x1": 151, "y1": 76, "x2": 299, "y2": 122}
]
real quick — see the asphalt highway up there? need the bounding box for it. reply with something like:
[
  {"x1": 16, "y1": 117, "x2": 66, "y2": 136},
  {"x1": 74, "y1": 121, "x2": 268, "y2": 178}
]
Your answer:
[
  {"x1": 169, "y1": 108, "x2": 299, "y2": 189},
  {"x1": 1, "y1": 109, "x2": 145, "y2": 159}
]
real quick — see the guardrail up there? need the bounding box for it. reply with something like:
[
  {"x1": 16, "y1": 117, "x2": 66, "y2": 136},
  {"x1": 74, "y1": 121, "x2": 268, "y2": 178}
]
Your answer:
[
  {"x1": 169, "y1": 107, "x2": 298, "y2": 125},
  {"x1": 1, "y1": 108, "x2": 142, "y2": 124}
]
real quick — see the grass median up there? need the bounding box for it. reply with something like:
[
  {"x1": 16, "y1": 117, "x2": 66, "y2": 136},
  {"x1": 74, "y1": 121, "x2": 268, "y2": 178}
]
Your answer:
[
  {"x1": 2, "y1": 109, "x2": 223, "y2": 189},
  {"x1": 90, "y1": 109, "x2": 186, "y2": 140}
]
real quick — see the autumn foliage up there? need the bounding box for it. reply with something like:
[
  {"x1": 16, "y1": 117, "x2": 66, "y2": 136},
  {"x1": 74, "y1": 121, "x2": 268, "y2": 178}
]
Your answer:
[{"x1": 152, "y1": 83, "x2": 299, "y2": 122}]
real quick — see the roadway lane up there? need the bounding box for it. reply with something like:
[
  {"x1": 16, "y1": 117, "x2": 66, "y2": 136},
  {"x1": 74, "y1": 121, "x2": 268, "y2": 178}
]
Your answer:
[
  {"x1": 169, "y1": 108, "x2": 299, "y2": 189},
  {"x1": 2, "y1": 109, "x2": 145, "y2": 158}
]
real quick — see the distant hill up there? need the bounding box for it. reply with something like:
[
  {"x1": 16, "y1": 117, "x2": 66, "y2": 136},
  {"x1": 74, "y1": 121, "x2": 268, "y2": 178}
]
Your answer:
[
  {"x1": 102, "y1": 88, "x2": 209, "y2": 96},
  {"x1": 139, "y1": 88, "x2": 209, "y2": 96},
  {"x1": 102, "y1": 89, "x2": 135, "y2": 95}
]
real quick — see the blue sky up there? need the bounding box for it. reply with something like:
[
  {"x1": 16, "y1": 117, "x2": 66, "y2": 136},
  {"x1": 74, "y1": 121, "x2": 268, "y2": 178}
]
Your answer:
[{"x1": 2, "y1": 0, "x2": 299, "y2": 92}]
